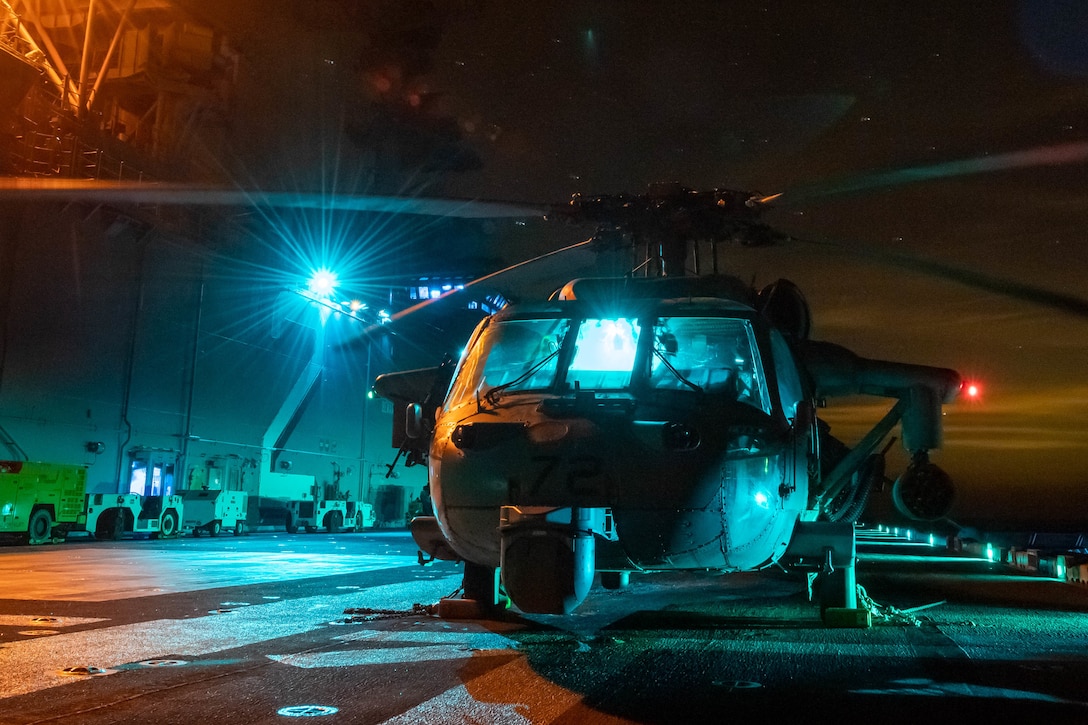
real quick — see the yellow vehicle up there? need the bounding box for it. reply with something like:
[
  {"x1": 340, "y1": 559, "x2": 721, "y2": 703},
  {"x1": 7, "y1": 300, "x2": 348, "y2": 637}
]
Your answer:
[{"x1": 0, "y1": 460, "x2": 87, "y2": 545}]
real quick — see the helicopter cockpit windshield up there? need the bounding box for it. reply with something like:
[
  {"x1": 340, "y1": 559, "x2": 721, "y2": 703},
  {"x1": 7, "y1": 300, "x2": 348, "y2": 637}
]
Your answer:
[
  {"x1": 444, "y1": 317, "x2": 568, "y2": 408},
  {"x1": 444, "y1": 311, "x2": 772, "y2": 414},
  {"x1": 567, "y1": 317, "x2": 641, "y2": 390},
  {"x1": 649, "y1": 316, "x2": 771, "y2": 413}
]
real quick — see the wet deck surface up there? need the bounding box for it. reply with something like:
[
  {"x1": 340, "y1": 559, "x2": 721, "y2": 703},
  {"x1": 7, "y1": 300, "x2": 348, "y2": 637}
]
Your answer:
[{"x1": 2, "y1": 530, "x2": 1087, "y2": 723}]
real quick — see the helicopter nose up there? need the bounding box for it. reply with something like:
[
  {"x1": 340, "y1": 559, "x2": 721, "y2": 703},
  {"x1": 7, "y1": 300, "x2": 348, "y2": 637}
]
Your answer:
[
  {"x1": 526, "y1": 421, "x2": 570, "y2": 444},
  {"x1": 450, "y1": 422, "x2": 525, "y2": 450}
]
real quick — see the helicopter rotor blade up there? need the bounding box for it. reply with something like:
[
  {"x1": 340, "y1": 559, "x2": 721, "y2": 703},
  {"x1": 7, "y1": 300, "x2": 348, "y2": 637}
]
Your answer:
[
  {"x1": 390, "y1": 237, "x2": 593, "y2": 323},
  {"x1": 752, "y1": 192, "x2": 784, "y2": 205},
  {"x1": 7, "y1": 139, "x2": 1086, "y2": 217},
  {"x1": 355, "y1": 237, "x2": 596, "y2": 340},
  {"x1": 0, "y1": 178, "x2": 550, "y2": 219},
  {"x1": 771, "y1": 140, "x2": 1088, "y2": 207},
  {"x1": 794, "y1": 234, "x2": 1088, "y2": 320},
  {"x1": 10, "y1": 147, "x2": 1087, "y2": 323}
]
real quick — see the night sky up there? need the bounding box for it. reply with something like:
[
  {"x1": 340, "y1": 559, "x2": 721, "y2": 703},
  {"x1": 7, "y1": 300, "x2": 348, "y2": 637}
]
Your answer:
[{"x1": 10, "y1": 1, "x2": 1088, "y2": 529}]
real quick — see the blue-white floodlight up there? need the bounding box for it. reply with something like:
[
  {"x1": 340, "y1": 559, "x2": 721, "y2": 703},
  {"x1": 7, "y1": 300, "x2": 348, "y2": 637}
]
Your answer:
[{"x1": 307, "y1": 269, "x2": 338, "y2": 298}]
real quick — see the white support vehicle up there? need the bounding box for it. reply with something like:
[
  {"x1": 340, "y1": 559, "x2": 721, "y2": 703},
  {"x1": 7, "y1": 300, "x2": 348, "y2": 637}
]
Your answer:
[
  {"x1": 344, "y1": 501, "x2": 376, "y2": 532},
  {"x1": 285, "y1": 496, "x2": 349, "y2": 533},
  {"x1": 258, "y1": 472, "x2": 349, "y2": 533},
  {"x1": 84, "y1": 493, "x2": 182, "y2": 540},
  {"x1": 179, "y1": 489, "x2": 248, "y2": 536}
]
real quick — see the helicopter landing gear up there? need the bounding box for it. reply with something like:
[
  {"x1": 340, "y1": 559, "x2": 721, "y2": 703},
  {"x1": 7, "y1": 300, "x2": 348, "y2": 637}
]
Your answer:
[
  {"x1": 816, "y1": 561, "x2": 855, "y2": 613},
  {"x1": 600, "y1": 571, "x2": 630, "y2": 590},
  {"x1": 410, "y1": 516, "x2": 460, "y2": 562},
  {"x1": 816, "y1": 563, "x2": 871, "y2": 628},
  {"x1": 785, "y1": 521, "x2": 870, "y2": 628},
  {"x1": 407, "y1": 517, "x2": 506, "y2": 619},
  {"x1": 436, "y1": 561, "x2": 509, "y2": 619}
]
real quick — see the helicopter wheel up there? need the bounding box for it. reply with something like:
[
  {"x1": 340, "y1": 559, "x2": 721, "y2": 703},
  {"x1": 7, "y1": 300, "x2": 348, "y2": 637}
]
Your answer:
[
  {"x1": 817, "y1": 565, "x2": 870, "y2": 627},
  {"x1": 818, "y1": 568, "x2": 850, "y2": 614}
]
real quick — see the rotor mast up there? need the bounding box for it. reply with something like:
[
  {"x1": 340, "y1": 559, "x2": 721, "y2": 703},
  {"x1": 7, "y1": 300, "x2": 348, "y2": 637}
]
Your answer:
[{"x1": 555, "y1": 183, "x2": 780, "y2": 278}]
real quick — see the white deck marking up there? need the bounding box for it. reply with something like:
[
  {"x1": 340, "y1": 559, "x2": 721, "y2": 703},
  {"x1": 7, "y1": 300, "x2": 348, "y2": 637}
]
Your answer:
[
  {"x1": 0, "y1": 615, "x2": 109, "y2": 627},
  {"x1": 0, "y1": 578, "x2": 454, "y2": 699},
  {"x1": 0, "y1": 550, "x2": 416, "y2": 601},
  {"x1": 378, "y1": 656, "x2": 589, "y2": 725}
]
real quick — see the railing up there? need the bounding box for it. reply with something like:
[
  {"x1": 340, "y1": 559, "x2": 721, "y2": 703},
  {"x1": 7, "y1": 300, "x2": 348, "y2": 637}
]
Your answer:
[
  {"x1": 4, "y1": 97, "x2": 151, "y2": 182},
  {"x1": 1, "y1": 2, "x2": 151, "y2": 181},
  {"x1": 1, "y1": 1, "x2": 50, "y2": 72},
  {"x1": 0, "y1": 3, "x2": 31, "y2": 57}
]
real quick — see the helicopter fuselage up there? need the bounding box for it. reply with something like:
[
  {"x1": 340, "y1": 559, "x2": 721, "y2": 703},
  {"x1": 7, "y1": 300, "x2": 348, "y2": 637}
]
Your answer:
[{"x1": 425, "y1": 287, "x2": 817, "y2": 612}]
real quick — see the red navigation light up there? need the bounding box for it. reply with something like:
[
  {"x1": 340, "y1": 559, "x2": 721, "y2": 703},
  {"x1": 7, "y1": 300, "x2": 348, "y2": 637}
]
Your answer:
[{"x1": 963, "y1": 381, "x2": 982, "y2": 400}]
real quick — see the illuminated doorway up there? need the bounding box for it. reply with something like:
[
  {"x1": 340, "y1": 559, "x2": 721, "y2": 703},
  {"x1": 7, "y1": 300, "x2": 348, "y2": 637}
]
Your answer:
[{"x1": 128, "y1": 448, "x2": 177, "y2": 497}]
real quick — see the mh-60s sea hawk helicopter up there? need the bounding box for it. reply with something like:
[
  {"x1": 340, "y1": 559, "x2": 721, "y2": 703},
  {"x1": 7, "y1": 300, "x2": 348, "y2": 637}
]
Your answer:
[{"x1": 373, "y1": 184, "x2": 963, "y2": 626}]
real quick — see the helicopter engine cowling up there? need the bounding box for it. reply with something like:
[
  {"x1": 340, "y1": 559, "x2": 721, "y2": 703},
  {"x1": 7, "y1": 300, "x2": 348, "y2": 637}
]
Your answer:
[
  {"x1": 799, "y1": 340, "x2": 961, "y2": 451},
  {"x1": 756, "y1": 278, "x2": 811, "y2": 341}
]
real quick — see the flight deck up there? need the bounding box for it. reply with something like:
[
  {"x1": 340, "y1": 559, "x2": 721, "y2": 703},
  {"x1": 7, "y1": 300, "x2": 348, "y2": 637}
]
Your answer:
[{"x1": 1, "y1": 528, "x2": 1086, "y2": 723}]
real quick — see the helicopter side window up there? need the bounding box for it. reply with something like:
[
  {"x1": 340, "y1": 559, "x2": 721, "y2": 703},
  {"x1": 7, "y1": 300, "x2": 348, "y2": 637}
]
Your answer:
[
  {"x1": 567, "y1": 318, "x2": 641, "y2": 390},
  {"x1": 770, "y1": 329, "x2": 804, "y2": 420},
  {"x1": 649, "y1": 316, "x2": 772, "y2": 413}
]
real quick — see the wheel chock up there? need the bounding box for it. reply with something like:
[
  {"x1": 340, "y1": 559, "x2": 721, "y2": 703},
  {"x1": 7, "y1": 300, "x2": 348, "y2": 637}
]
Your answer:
[
  {"x1": 436, "y1": 597, "x2": 496, "y2": 619},
  {"x1": 823, "y1": 607, "x2": 872, "y2": 628}
]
